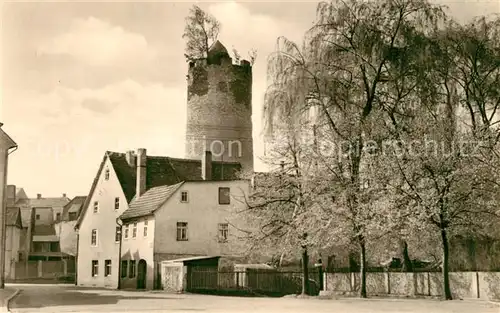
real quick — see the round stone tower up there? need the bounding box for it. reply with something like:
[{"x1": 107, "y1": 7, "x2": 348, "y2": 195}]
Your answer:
[{"x1": 185, "y1": 40, "x2": 254, "y2": 173}]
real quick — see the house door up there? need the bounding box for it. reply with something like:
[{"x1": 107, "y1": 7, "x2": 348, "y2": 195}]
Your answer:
[{"x1": 137, "y1": 259, "x2": 147, "y2": 289}]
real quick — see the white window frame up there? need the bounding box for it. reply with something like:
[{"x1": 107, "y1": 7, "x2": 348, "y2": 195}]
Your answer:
[
  {"x1": 132, "y1": 222, "x2": 137, "y2": 238},
  {"x1": 115, "y1": 226, "x2": 121, "y2": 243},
  {"x1": 104, "y1": 260, "x2": 112, "y2": 277},
  {"x1": 92, "y1": 260, "x2": 99, "y2": 277},
  {"x1": 114, "y1": 197, "x2": 120, "y2": 210},
  {"x1": 176, "y1": 222, "x2": 188, "y2": 241},
  {"x1": 104, "y1": 168, "x2": 110, "y2": 180},
  {"x1": 93, "y1": 201, "x2": 99, "y2": 213},
  {"x1": 180, "y1": 191, "x2": 189, "y2": 203},
  {"x1": 124, "y1": 225, "x2": 129, "y2": 239},
  {"x1": 143, "y1": 220, "x2": 148, "y2": 237},
  {"x1": 218, "y1": 223, "x2": 229, "y2": 242},
  {"x1": 91, "y1": 229, "x2": 98, "y2": 247}
]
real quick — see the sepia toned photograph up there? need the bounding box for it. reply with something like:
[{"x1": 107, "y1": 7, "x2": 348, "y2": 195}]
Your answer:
[{"x1": 1, "y1": 0, "x2": 500, "y2": 312}]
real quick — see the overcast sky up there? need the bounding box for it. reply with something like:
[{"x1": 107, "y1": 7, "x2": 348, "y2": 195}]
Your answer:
[{"x1": 1, "y1": 1, "x2": 499, "y2": 198}]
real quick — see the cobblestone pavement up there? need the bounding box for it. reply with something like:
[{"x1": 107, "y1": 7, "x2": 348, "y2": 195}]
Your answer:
[{"x1": 7, "y1": 284, "x2": 500, "y2": 313}]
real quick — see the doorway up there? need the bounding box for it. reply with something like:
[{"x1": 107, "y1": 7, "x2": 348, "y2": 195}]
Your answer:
[{"x1": 137, "y1": 259, "x2": 147, "y2": 289}]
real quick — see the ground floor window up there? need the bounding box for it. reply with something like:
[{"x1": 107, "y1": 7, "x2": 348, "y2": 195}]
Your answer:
[
  {"x1": 92, "y1": 260, "x2": 98, "y2": 277},
  {"x1": 129, "y1": 260, "x2": 136, "y2": 278},
  {"x1": 105, "y1": 260, "x2": 112, "y2": 277}
]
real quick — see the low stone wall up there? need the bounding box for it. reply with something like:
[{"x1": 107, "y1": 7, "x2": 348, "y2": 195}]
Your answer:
[{"x1": 324, "y1": 271, "x2": 500, "y2": 300}]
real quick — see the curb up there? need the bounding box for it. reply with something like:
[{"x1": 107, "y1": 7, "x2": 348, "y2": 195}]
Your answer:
[
  {"x1": 4, "y1": 289, "x2": 20, "y2": 313},
  {"x1": 489, "y1": 301, "x2": 500, "y2": 307}
]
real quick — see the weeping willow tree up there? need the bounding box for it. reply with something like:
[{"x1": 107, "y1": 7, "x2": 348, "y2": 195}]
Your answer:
[{"x1": 264, "y1": 0, "x2": 445, "y2": 298}]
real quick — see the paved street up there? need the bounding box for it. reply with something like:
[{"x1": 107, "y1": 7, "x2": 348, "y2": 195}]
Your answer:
[{"x1": 6, "y1": 284, "x2": 500, "y2": 313}]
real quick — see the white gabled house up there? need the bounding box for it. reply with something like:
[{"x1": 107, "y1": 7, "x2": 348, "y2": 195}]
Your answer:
[{"x1": 75, "y1": 149, "x2": 244, "y2": 289}]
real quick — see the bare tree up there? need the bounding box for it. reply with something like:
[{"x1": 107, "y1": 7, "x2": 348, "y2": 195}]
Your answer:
[
  {"x1": 378, "y1": 15, "x2": 500, "y2": 300},
  {"x1": 182, "y1": 5, "x2": 221, "y2": 61},
  {"x1": 243, "y1": 114, "x2": 319, "y2": 295}
]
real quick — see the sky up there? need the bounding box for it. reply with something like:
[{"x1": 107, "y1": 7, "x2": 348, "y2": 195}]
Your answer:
[{"x1": 1, "y1": 0, "x2": 499, "y2": 199}]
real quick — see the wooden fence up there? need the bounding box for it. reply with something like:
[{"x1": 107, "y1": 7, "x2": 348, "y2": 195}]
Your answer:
[{"x1": 187, "y1": 267, "x2": 322, "y2": 296}]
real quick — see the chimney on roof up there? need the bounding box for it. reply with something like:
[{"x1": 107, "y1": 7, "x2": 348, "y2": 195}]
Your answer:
[
  {"x1": 37, "y1": 193, "x2": 42, "y2": 199},
  {"x1": 202, "y1": 151, "x2": 212, "y2": 181},
  {"x1": 126, "y1": 150, "x2": 136, "y2": 167},
  {"x1": 6, "y1": 185, "x2": 16, "y2": 206},
  {"x1": 62, "y1": 193, "x2": 66, "y2": 198},
  {"x1": 136, "y1": 148, "x2": 147, "y2": 198}
]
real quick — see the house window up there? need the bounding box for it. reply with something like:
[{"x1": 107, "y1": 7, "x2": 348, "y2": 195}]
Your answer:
[
  {"x1": 176, "y1": 222, "x2": 188, "y2": 241},
  {"x1": 115, "y1": 197, "x2": 120, "y2": 210},
  {"x1": 124, "y1": 225, "x2": 129, "y2": 239},
  {"x1": 69, "y1": 212, "x2": 77, "y2": 220},
  {"x1": 36, "y1": 214, "x2": 40, "y2": 220},
  {"x1": 50, "y1": 242, "x2": 60, "y2": 252},
  {"x1": 93, "y1": 201, "x2": 99, "y2": 213},
  {"x1": 91, "y1": 229, "x2": 98, "y2": 246},
  {"x1": 121, "y1": 260, "x2": 128, "y2": 278},
  {"x1": 218, "y1": 223, "x2": 229, "y2": 242},
  {"x1": 56, "y1": 213, "x2": 61, "y2": 222},
  {"x1": 105, "y1": 168, "x2": 110, "y2": 180},
  {"x1": 129, "y1": 260, "x2": 136, "y2": 278},
  {"x1": 132, "y1": 223, "x2": 137, "y2": 238},
  {"x1": 181, "y1": 191, "x2": 188, "y2": 203},
  {"x1": 115, "y1": 226, "x2": 121, "y2": 242},
  {"x1": 92, "y1": 260, "x2": 98, "y2": 277},
  {"x1": 105, "y1": 260, "x2": 112, "y2": 277},
  {"x1": 218, "y1": 187, "x2": 230, "y2": 205},
  {"x1": 143, "y1": 220, "x2": 148, "y2": 237}
]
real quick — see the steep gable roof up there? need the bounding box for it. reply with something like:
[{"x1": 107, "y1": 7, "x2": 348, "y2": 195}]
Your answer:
[
  {"x1": 120, "y1": 182, "x2": 184, "y2": 221},
  {"x1": 62, "y1": 196, "x2": 86, "y2": 221},
  {"x1": 6, "y1": 207, "x2": 22, "y2": 228},
  {"x1": 75, "y1": 151, "x2": 242, "y2": 229},
  {"x1": 16, "y1": 188, "x2": 28, "y2": 200}
]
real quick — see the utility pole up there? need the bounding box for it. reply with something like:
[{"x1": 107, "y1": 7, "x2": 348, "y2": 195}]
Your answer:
[{"x1": 0, "y1": 123, "x2": 18, "y2": 289}]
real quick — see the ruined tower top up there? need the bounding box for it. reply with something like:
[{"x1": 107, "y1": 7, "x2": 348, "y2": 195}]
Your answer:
[{"x1": 185, "y1": 40, "x2": 254, "y2": 174}]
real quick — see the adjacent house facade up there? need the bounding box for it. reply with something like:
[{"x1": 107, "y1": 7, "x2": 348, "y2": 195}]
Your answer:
[
  {"x1": 75, "y1": 149, "x2": 242, "y2": 289},
  {"x1": 4, "y1": 207, "x2": 22, "y2": 280},
  {"x1": 119, "y1": 177, "x2": 250, "y2": 290},
  {"x1": 8, "y1": 191, "x2": 70, "y2": 261},
  {"x1": 55, "y1": 196, "x2": 86, "y2": 256}
]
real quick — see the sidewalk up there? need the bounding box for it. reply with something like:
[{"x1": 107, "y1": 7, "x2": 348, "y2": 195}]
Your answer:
[{"x1": 0, "y1": 288, "x2": 19, "y2": 312}]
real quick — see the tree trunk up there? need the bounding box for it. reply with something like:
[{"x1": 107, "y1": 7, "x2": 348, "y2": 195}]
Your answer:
[
  {"x1": 402, "y1": 240, "x2": 413, "y2": 272},
  {"x1": 359, "y1": 236, "x2": 367, "y2": 298},
  {"x1": 301, "y1": 244, "x2": 309, "y2": 295},
  {"x1": 440, "y1": 227, "x2": 453, "y2": 300}
]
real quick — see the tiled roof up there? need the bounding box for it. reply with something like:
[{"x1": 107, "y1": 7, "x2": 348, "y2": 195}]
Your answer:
[
  {"x1": 15, "y1": 197, "x2": 69, "y2": 208},
  {"x1": 108, "y1": 152, "x2": 242, "y2": 203},
  {"x1": 62, "y1": 196, "x2": 86, "y2": 221},
  {"x1": 34, "y1": 224, "x2": 56, "y2": 236},
  {"x1": 76, "y1": 151, "x2": 242, "y2": 229},
  {"x1": 6, "y1": 207, "x2": 22, "y2": 227},
  {"x1": 32, "y1": 235, "x2": 59, "y2": 242},
  {"x1": 120, "y1": 182, "x2": 184, "y2": 221}
]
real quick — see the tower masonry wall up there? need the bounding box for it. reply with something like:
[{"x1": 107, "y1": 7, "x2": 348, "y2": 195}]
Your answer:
[{"x1": 185, "y1": 58, "x2": 254, "y2": 172}]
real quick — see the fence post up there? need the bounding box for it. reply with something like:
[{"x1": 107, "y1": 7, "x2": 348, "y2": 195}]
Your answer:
[
  {"x1": 385, "y1": 269, "x2": 391, "y2": 294},
  {"x1": 476, "y1": 272, "x2": 480, "y2": 299},
  {"x1": 37, "y1": 260, "x2": 43, "y2": 278}
]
